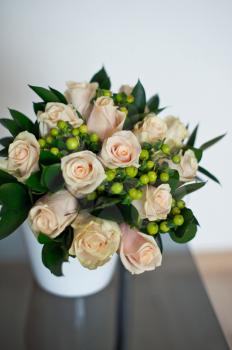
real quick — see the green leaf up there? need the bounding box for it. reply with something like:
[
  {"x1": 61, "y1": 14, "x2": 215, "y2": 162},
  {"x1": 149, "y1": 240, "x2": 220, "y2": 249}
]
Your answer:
[
  {"x1": 49, "y1": 87, "x2": 68, "y2": 104},
  {"x1": 0, "y1": 183, "x2": 31, "y2": 239},
  {"x1": 147, "y1": 94, "x2": 159, "y2": 113},
  {"x1": 132, "y1": 80, "x2": 146, "y2": 113},
  {"x1": 40, "y1": 150, "x2": 60, "y2": 165},
  {"x1": 119, "y1": 204, "x2": 139, "y2": 227},
  {"x1": 90, "y1": 67, "x2": 111, "y2": 89},
  {"x1": 174, "y1": 181, "x2": 206, "y2": 200},
  {"x1": 0, "y1": 169, "x2": 17, "y2": 185},
  {"x1": 0, "y1": 148, "x2": 8, "y2": 157},
  {"x1": 123, "y1": 113, "x2": 145, "y2": 130},
  {"x1": 186, "y1": 124, "x2": 199, "y2": 147},
  {"x1": 33, "y1": 102, "x2": 46, "y2": 115},
  {"x1": 200, "y1": 133, "x2": 226, "y2": 151},
  {"x1": 168, "y1": 169, "x2": 180, "y2": 193},
  {"x1": 42, "y1": 243, "x2": 67, "y2": 276},
  {"x1": 25, "y1": 172, "x2": 47, "y2": 193},
  {"x1": 54, "y1": 227, "x2": 74, "y2": 250},
  {"x1": 170, "y1": 208, "x2": 197, "y2": 243},
  {"x1": 8, "y1": 109, "x2": 37, "y2": 135},
  {"x1": 155, "y1": 233, "x2": 163, "y2": 253},
  {"x1": 0, "y1": 137, "x2": 13, "y2": 148},
  {"x1": 198, "y1": 166, "x2": 220, "y2": 184},
  {"x1": 92, "y1": 205, "x2": 124, "y2": 224},
  {"x1": 29, "y1": 85, "x2": 60, "y2": 103},
  {"x1": 0, "y1": 118, "x2": 23, "y2": 136},
  {"x1": 92, "y1": 203, "x2": 139, "y2": 227},
  {"x1": 93, "y1": 197, "x2": 121, "y2": 211},
  {"x1": 170, "y1": 222, "x2": 197, "y2": 243},
  {"x1": 157, "y1": 107, "x2": 167, "y2": 114},
  {"x1": 41, "y1": 164, "x2": 64, "y2": 192},
  {"x1": 38, "y1": 233, "x2": 53, "y2": 244}
]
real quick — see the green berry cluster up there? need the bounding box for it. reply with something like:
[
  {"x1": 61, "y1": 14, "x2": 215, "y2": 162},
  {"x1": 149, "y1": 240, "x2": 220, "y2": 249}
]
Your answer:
[
  {"x1": 38, "y1": 121, "x2": 101, "y2": 157},
  {"x1": 146, "y1": 199, "x2": 185, "y2": 236},
  {"x1": 115, "y1": 92, "x2": 134, "y2": 106},
  {"x1": 94, "y1": 89, "x2": 131, "y2": 116}
]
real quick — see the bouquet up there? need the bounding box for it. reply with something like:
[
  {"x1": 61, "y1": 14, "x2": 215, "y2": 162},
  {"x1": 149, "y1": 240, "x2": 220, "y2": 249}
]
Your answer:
[{"x1": 0, "y1": 67, "x2": 225, "y2": 276}]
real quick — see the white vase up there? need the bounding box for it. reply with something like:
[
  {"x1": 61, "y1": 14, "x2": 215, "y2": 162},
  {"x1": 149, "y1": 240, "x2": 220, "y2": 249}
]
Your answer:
[{"x1": 22, "y1": 222, "x2": 118, "y2": 298}]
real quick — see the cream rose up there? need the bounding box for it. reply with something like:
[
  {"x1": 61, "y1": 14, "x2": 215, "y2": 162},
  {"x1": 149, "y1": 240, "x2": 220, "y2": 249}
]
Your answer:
[
  {"x1": 6, "y1": 131, "x2": 40, "y2": 182},
  {"x1": 87, "y1": 96, "x2": 126, "y2": 141},
  {"x1": 38, "y1": 102, "x2": 83, "y2": 136},
  {"x1": 70, "y1": 212, "x2": 121, "y2": 269},
  {"x1": 61, "y1": 150, "x2": 106, "y2": 198},
  {"x1": 164, "y1": 116, "x2": 188, "y2": 148},
  {"x1": 65, "y1": 81, "x2": 98, "y2": 119},
  {"x1": 133, "y1": 184, "x2": 172, "y2": 221},
  {"x1": 168, "y1": 150, "x2": 198, "y2": 182},
  {"x1": 29, "y1": 190, "x2": 78, "y2": 238},
  {"x1": 133, "y1": 114, "x2": 167, "y2": 144},
  {"x1": 119, "y1": 84, "x2": 133, "y2": 95},
  {"x1": 99, "y1": 130, "x2": 141, "y2": 169},
  {"x1": 120, "y1": 224, "x2": 162, "y2": 274}
]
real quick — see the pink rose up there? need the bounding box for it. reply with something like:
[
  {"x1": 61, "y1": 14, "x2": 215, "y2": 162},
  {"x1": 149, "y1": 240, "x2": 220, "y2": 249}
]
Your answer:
[
  {"x1": 119, "y1": 224, "x2": 162, "y2": 274},
  {"x1": 133, "y1": 184, "x2": 172, "y2": 221},
  {"x1": 87, "y1": 96, "x2": 126, "y2": 141},
  {"x1": 119, "y1": 84, "x2": 133, "y2": 95},
  {"x1": 133, "y1": 114, "x2": 167, "y2": 144},
  {"x1": 29, "y1": 190, "x2": 78, "y2": 238},
  {"x1": 99, "y1": 130, "x2": 141, "y2": 169},
  {"x1": 65, "y1": 81, "x2": 98, "y2": 119}
]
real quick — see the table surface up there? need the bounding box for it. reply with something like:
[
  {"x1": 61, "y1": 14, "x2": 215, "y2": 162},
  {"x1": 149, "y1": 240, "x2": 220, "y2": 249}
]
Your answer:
[{"x1": 0, "y1": 248, "x2": 229, "y2": 350}]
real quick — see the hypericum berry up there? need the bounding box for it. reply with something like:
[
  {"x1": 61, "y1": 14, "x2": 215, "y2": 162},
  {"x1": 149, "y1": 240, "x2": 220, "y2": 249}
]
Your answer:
[
  {"x1": 110, "y1": 182, "x2": 123, "y2": 194},
  {"x1": 160, "y1": 221, "x2": 169, "y2": 233},
  {"x1": 106, "y1": 169, "x2": 116, "y2": 181},
  {"x1": 160, "y1": 172, "x2": 169, "y2": 182},
  {"x1": 50, "y1": 147, "x2": 59, "y2": 156},
  {"x1": 126, "y1": 166, "x2": 138, "y2": 178},
  {"x1": 57, "y1": 120, "x2": 67, "y2": 130},
  {"x1": 161, "y1": 143, "x2": 171, "y2": 155},
  {"x1": 135, "y1": 189, "x2": 143, "y2": 199},
  {"x1": 72, "y1": 128, "x2": 79, "y2": 136},
  {"x1": 38, "y1": 138, "x2": 46, "y2": 148},
  {"x1": 116, "y1": 93, "x2": 123, "y2": 103},
  {"x1": 147, "y1": 222, "x2": 159, "y2": 235},
  {"x1": 126, "y1": 95, "x2": 134, "y2": 104},
  {"x1": 50, "y1": 128, "x2": 59, "y2": 137},
  {"x1": 97, "y1": 184, "x2": 105, "y2": 192},
  {"x1": 172, "y1": 155, "x2": 181, "y2": 164},
  {"x1": 103, "y1": 90, "x2": 112, "y2": 97},
  {"x1": 148, "y1": 171, "x2": 157, "y2": 183},
  {"x1": 171, "y1": 207, "x2": 181, "y2": 215},
  {"x1": 66, "y1": 137, "x2": 79, "y2": 150},
  {"x1": 128, "y1": 188, "x2": 142, "y2": 200},
  {"x1": 120, "y1": 107, "x2": 128, "y2": 115},
  {"x1": 90, "y1": 133, "x2": 100, "y2": 143},
  {"x1": 79, "y1": 125, "x2": 88, "y2": 134},
  {"x1": 46, "y1": 136, "x2": 53, "y2": 144},
  {"x1": 140, "y1": 149, "x2": 149, "y2": 161},
  {"x1": 177, "y1": 199, "x2": 185, "y2": 209},
  {"x1": 146, "y1": 160, "x2": 155, "y2": 170},
  {"x1": 87, "y1": 192, "x2": 97, "y2": 201},
  {"x1": 140, "y1": 174, "x2": 150, "y2": 185},
  {"x1": 171, "y1": 198, "x2": 176, "y2": 208},
  {"x1": 173, "y1": 214, "x2": 184, "y2": 226},
  {"x1": 128, "y1": 188, "x2": 138, "y2": 200}
]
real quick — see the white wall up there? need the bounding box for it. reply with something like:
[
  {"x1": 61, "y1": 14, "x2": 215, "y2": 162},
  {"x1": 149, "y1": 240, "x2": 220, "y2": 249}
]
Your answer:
[{"x1": 0, "y1": 0, "x2": 231, "y2": 253}]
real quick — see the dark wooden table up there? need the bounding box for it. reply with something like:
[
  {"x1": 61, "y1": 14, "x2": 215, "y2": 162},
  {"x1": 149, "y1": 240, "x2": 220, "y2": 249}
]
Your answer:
[{"x1": 0, "y1": 247, "x2": 229, "y2": 350}]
